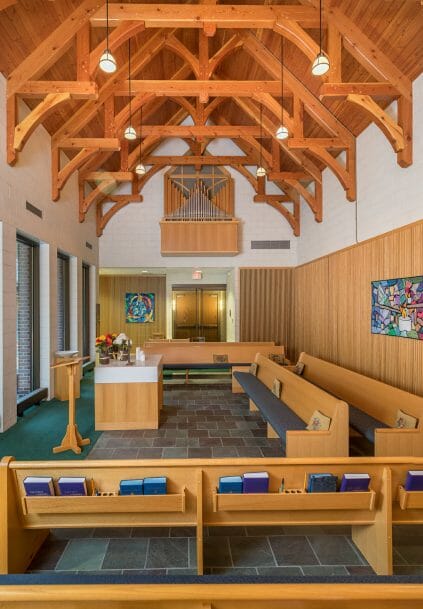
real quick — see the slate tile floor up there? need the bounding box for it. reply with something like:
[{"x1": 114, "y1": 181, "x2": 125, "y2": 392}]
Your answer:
[{"x1": 27, "y1": 383, "x2": 423, "y2": 576}]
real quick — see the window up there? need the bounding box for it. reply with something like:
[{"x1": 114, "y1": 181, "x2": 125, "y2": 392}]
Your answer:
[
  {"x1": 57, "y1": 253, "x2": 70, "y2": 351},
  {"x1": 82, "y1": 263, "x2": 90, "y2": 358},
  {"x1": 16, "y1": 236, "x2": 40, "y2": 399}
]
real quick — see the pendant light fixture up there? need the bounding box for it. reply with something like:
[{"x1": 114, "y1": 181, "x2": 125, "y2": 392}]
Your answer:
[
  {"x1": 124, "y1": 38, "x2": 137, "y2": 140},
  {"x1": 311, "y1": 0, "x2": 330, "y2": 76},
  {"x1": 276, "y1": 36, "x2": 289, "y2": 140},
  {"x1": 256, "y1": 103, "x2": 266, "y2": 178},
  {"x1": 99, "y1": 0, "x2": 117, "y2": 73},
  {"x1": 135, "y1": 104, "x2": 146, "y2": 175}
]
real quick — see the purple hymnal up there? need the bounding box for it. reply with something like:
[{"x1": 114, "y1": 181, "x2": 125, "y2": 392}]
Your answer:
[
  {"x1": 23, "y1": 477, "x2": 54, "y2": 496},
  {"x1": 404, "y1": 471, "x2": 423, "y2": 491},
  {"x1": 340, "y1": 473, "x2": 370, "y2": 492},
  {"x1": 58, "y1": 477, "x2": 87, "y2": 496},
  {"x1": 242, "y1": 472, "x2": 269, "y2": 494}
]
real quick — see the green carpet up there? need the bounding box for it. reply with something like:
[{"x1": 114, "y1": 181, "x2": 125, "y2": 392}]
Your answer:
[{"x1": 0, "y1": 373, "x2": 99, "y2": 461}]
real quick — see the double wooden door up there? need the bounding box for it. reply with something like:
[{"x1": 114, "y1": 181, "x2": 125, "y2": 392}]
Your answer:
[{"x1": 172, "y1": 287, "x2": 226, "y2": 341}]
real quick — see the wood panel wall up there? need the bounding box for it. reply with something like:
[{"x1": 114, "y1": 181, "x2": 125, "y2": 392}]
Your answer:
[
  {"x1": 239, "y1": 268, "x2": 293, "y2": 353},
  {"x1": 99, "y1": 275, "x2": 166, "y2": 347},
  {"x1": 293, "y1": 221, "x2": 423, "y2": 396}
]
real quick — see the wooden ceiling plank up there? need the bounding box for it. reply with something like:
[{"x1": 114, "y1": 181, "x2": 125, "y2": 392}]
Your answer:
[
  {"x1": 330, "y1": 5, "x2": 411, "y2": 100},
  {"x1": 90, "y1": 4, "x2": 321, "y2": 28},
  {"x1": 208, "y1": 34, "x2": 243, "y2": 79},
  {"x1": 89, "y1": 21, "x2": 146, "y2": 77},
  {"x1": 319, "y1": 83, "x2": 400, "y2": 98},
  {"x1": 346, "y1": 94, "x2": 405, "y2": 153},
  {"x1": 165, "y1": 35, "x2": 200, "y2": 79},
  {"x1": 8, "y1": 0, "x2": 103, "y2": 97},
  {"x1": 14, "y1": 93, "x2": 71, "y2": 153},
  {"x1": 0, "y1": 0, "x2": 16, "y2": 10},
  {"x1": 17, "y1": 81, "x2": 98, "y2": 99},
  {"x1": 273, "y1": 18, "x2": 320, "y2": 63}
]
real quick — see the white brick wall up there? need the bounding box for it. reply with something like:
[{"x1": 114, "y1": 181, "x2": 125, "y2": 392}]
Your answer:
[
  {"x1": 99, "y1": 138, "x2": 298, "y2": 268},
  {"x1": 298, "y1": 74, "x2": 423, "y2": 265},
  {"x1": 0, "y1": 75, "x2": 99, "y2": 431}
]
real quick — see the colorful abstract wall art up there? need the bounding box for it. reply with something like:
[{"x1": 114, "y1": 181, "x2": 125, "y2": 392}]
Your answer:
[
  {"x1": 125, "y1": 293, "x2": 155, "y2": 323},
  {"x1": 371, "y1": 276, "x2": 423, "y2": 340}
]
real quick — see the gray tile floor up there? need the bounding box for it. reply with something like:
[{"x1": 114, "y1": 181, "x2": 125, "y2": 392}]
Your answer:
[
  {"x1": 28, "y1": 525, "x2": 423, "y2": 576},
  {"x1": 27, "y1": 383, "x2": 423, "y2": 576}
]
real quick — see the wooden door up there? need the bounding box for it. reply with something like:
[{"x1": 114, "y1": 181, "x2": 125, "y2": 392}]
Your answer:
[
  {"x1": 200, "y1": 290, "x2": 219, "y2": 342},
  {"x1": 172, "y1": 287, "x2": 225, "y2": 341},
  {"x1": 173, "y1": 291, "x2": 198, "y2": 339}
]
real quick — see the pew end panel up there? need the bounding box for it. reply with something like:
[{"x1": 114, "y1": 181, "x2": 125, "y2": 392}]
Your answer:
[
  {"x1": 255, "y1": 355, "x2": 349, "y2": 457},
  {"x1": 0, "y1": 457, "x2": 49, "y2": 575},
  {"x1": 295, "y1": 352, "x2": 423, "y2": 457}
]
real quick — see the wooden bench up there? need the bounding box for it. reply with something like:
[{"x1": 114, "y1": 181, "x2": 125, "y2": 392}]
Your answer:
[
  {"x1": 291, "y1": 353, "x2": 423, "y2": 457},
  {"x1": 142, "y1": 341, "x2": 286, "y2": 388},
  {"x1": 233, "y1": 354, "x2": 349, "y2": 457},
  {"x1": 4, "y1": 455, "x2": 423, "y2": 578}
]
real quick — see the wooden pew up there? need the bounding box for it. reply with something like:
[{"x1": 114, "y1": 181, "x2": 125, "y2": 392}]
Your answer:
[
  {"x1": 292, "y1": 353, "x2": 423, "y2": 457},
  {"x1": 242, "y1": 354, "x2": 349, "y2": 457},
  {"x1": 0, "y1": 581, "x2": 422, "y2": 608},
  {"x1": 4, "y1": 456, "x2": 422, "y2": 578},
  {"x1": 142, "y1": 342, "x2": 286, "y2": 389}
]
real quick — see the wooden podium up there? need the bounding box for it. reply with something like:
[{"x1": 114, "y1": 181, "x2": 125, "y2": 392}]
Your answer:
[{"x1": 50, "y1": 357, "x2": 90, "y2": 455}]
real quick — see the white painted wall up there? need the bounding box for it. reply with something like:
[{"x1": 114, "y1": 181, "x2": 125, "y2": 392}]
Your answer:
[
  {"x1": 298, "y1": 74, "x2": 423, "y2": 265},
  {"x1": 0, "y1": 75, "x2": 99, "y2": 431},
  {"x1": 99, "y1": 137, "x2": 298, "y2": 268}
]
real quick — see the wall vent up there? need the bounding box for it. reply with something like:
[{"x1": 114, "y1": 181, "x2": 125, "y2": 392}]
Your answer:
[
  {"x1": 251, "y1": 240, "x2": 290, "y2": 250},
  {"x1": 85, "y1": 241, "x2": 93, "y2": 250},
  {"x1": 25, "y1": 201, "x2": 42, "y2": 218}
]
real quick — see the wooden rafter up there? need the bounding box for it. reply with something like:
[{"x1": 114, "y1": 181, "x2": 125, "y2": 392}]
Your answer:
[
  {"x1": 142, "y1": 155, "x2": 255, "y2": 165},
  {"x1": 89, "y1": 21, "x2": 146, "y2": 77},
  {"x1": 90, "y1": 4, "x2": 321, "y2": 28},
  {"x1": 137, "y1": 125, "x2": 262, "y2": 137},
  {"x1": 115, "y1": 80, "x2": 291, "y2": 97}
]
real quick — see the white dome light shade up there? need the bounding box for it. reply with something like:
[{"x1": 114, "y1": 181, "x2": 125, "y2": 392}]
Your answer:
[
  {"x1": 135, "y1": 162, "x2": 146, "y2": 175},
  {"x1": 276, "y1": 125, "x2": 289, "y2": 140},
  {"x1": 124, "y1": 125, "x2": 137, "y2": 140},
  {"x1": 99, "y1": 49, "x2": 117, "y2": 73},
  {"x1": 311, "y1": 52, "x2": 330, "y2": 76},
  {"x1": 256, "y1": 166, "x2": 266, "y2": 177}
]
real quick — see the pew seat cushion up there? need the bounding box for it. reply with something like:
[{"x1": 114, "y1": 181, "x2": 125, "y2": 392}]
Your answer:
[
  {"x1": 233, "y1": 372, "x2": 306, "y2": 440},
  {"x1": 348, "y1": 404, "x2": 389, "y2": 443}
]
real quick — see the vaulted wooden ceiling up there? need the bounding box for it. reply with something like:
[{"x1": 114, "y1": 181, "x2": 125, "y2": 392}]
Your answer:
[{"x1": 1, "y1": 0, "x2": 422, "y2": 236}]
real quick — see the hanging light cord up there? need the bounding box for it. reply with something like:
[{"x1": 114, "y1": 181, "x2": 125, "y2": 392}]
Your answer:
[
  {"x1": 260, "y1": 103, "x2": 263, "y2": 169},
  {"x1": 106, "y1": 0, "x2": 109, "y2": 50},
  {"x1": 319, "y1": 0, "x2": 323, "y2": 53},
  {"x1": 128, "y1": 39, "x2": 132, "y2": 122},
  {"x1": 139, "y1": 105, "x2": 143, "y2": 161},
  {"x1": 280, "y1": 37, "x2": 284, "y2": 125}
]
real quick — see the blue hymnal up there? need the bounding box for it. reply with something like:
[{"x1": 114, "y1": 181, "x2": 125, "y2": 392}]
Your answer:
[
  {"x1": 23, "y1": 476, "x2": 54, "y2": 496},
  {"x1": 218, "y1": 476, "x2": 243, "y2": 494},
  {"x1": 404, "y1": 471, "x2": 423, "y2": 491},
  {"x1": 307, "y1": 473, "x2": 338, "y2": 493},
  {"x1": 340, "y1": 473, "x2": 370, "y2": 492},
  {"x1": 143, "y1": 476, "x2": 167, "y2": 495},
  {"x1": 58, "y1": 477, "x2": 87, "y2": 496},
  {"x1": 242, "y1": 472, "x2": 269, "y2": 494},
  {"x1": 120, "y1": 479, "x2": 144, "y2": 495}
]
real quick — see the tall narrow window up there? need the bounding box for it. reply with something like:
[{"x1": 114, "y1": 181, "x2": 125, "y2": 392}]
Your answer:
[
  {"x1": 16, "y1": 236, "x2": 40, "y2": 399},
  {"x1": 82, "y1": 263, "x2": 90, "y2": 358},
  {"x1": 57, "y1": 253, "x2": 70, "y2": 351}
]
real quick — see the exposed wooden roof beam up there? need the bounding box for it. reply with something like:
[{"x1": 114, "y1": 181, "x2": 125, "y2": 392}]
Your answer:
[
  {"x1": 319, "y1": 83, "x2": 400, "y2": 98},
  {"x1": 142, "y1": 155, "x2": 255, "y2": 165},
  {"x1": 15, "y1": 81, "x2": 98, "y2": 99},
  {"x1": 138, "y1": 126, "x2": 262, "y2": 137},
  {"x1": 7, "y1": 0, "x2": 103, "y2": 97},
  {"x1": 115, "y1": 80, "x2": 288, "y2": 97},
  {"x1": 90, "y1": 4, "x2": 321, "y2": 28}
]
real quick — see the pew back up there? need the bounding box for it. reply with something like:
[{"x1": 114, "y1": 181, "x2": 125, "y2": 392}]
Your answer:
[{"x1": 143, "y1": 342, "x2": 285, "y2": 365}]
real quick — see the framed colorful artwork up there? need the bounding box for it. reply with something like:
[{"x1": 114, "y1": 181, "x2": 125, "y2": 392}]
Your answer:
[
  {"x1": 125, "y1": 293, "x2": 155, "y2": 323},
  {"x1": 371, "y1": 275, "x2": 423, "y2": 340}
]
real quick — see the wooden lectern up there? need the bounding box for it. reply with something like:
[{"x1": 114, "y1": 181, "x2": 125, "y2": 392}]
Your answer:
[{"x1": 50, "y1": 357, "x2": 90, "y2": 455}]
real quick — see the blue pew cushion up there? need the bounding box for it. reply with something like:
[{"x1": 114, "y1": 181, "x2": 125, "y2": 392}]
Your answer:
[
  {"x1": 233, "y1": 372, "x2": 305, "y2": 440},
  {"x1": 349, "y1": 404, "x2": 389, "y2": 443}
]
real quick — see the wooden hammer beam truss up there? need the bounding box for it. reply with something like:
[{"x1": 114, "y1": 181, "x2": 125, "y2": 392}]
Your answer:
[{"x1": 5, "y1": 3, "x2": 414, "y2": 236}]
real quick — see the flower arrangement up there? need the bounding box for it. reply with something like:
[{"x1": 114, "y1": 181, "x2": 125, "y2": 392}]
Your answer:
[{"x1": 95, "y1": 333, "x2": 117, "y2": 354}]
